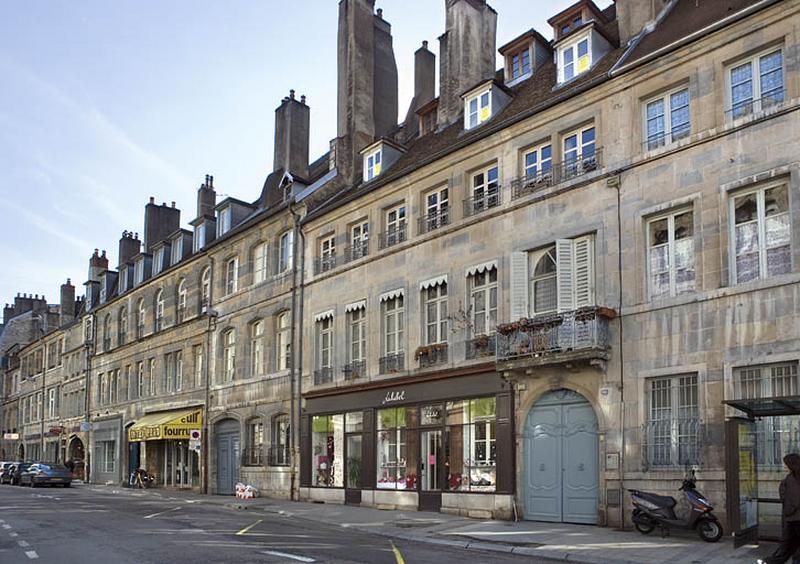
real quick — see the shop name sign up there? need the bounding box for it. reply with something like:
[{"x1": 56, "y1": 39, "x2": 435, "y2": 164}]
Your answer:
[{"x1": 382, "y1": 390, "x2": 406, "y2": 405}]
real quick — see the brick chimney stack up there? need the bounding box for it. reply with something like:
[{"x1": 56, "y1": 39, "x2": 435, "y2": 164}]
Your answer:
[
  {"x1": 144, "y1": 198, "x2": 180, "y2": 254},
  {"x1": 274, "y1": 90, "x2": 310, "y2": 178},
  {"x1": 197, "y1": 175, "x2": 216, "y2": 219},
  {"x1": 60, "y1": 278, "x2": 76, "y2": 326}
]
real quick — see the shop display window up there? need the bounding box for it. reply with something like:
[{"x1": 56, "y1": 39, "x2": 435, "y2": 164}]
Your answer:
[
  {"x1": 445, "y1": 397, "x2": 497, "y2": 492},
  {"x1": 377, "y1": 407, "x2": 418, "y2": 490},
  {"x1": 311, "y1": 414, "x2": 344, "y2": 487}
]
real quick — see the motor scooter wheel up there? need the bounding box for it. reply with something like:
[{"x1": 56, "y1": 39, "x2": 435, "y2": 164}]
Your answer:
[
  {"x1": 635, "y1": 522, "x2": 655, "y2": 534},
  {"x1": 697, "y1": 518, "x2": 723, "y2": 542}
]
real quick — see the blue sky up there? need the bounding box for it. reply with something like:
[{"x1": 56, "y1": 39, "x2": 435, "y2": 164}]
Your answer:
[{"x1": 0, "y1": 0, "x2": 611, "y2": 305}]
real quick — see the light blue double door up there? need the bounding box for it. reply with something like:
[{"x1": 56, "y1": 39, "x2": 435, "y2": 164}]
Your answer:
[{"x1": 524, "y1": 389, "x2": 599, "y2": 524}]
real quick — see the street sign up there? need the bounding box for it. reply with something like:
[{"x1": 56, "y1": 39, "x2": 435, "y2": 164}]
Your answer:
[
  {"x1": 3, "y1": 433, "x2": 19, "y2": 440},
  {"x1": 190, "y1": 429, "x2": 201, "y2": 441},
  {"x1": 80, "y1": 422, "x2": 91, "y2": 432}
]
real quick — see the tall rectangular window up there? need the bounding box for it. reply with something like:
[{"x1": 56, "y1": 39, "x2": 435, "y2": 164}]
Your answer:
[
  {"x1": 250, "y1": 321, "x2": 264, "y2": 376},
  {"x1": 465, "y1": 89, "x2": 491, "y2": 130},
  {"x1": 424, "y1": 283, "x2": 448, "y2": 345},
  {"x1": 225, "y1": 257, "x2": 239, "y2": 295},
  {"x1": 560, "y1": 36, "x2": 590, "y2": 83},
  {"x1": 645, "y1": 374, "x2": 699, "y2": 468},
  {"x1": 469, "y1": 166, "x2": 500, "y2": 215},
  {"x1": 423, "y1": 186, "x2": 449, "y2": 232},
  {"x1": 524, "y1": 144, "x2": 552, "y2": 181},
  {"x1": 253, "y1": 242, "x2": 268, "y2": 283},
  {"x1": 347, "y1": 307, "x2": 366, "y2": 363},
  {"x1": 731, "y1": 184, "x2": 791, "y2": 283},
  {"x1": 526, "y1": 235, "x2": 594, "y2": 316},
  {"x1": 349, "y1": 221, "x2": 369, "y2": 261},
  {"x1": 171, "y1": 237, "x2": 183, "y2": 265},
  {"x1": 470, "y1": 268, "x2": 498, "y2": 336},
  {"x1": 48, "y1": 388, "x2": 56, "y2": 419},
  {"x1": 511, "y1": 48, "x2": 531, "y2": 79},
  {"x1": 137, "y1": 361, "x2": 145, "y2": 399},
  {"x1": 276, "y1": 313, "x2": 291, "y2": 371},
  {"x1": 223, "y1": 330, "x2": 236, "y2": 382},
  {"x1": 217, "y1": 207, "x2": 232, "y2": 236},
  {"x1": 563, "y1": 126, "x2": 596, "y2": 178},
  {"x1": 365, "y1": 148, "x2": 382, "y2": 181},
  {"x1": 383, "y1": 204, "x2": 407, "y2": 248},
  {"x1": 194, "y1": 223, "x2": 206, "y2": 252},
  {"x1": 382, "y1": 295, "x2": 405, "y2": 360},
  {"x1": 317, "y1": 317, "x2": 333, "y2": 370},
  {"x1": 153, "y1": 247, "x2": 164, "y2": 275},
  {"x1": 279, "y1": 231, "x2": 294, "y2": 272},
  {"x1": 193, "y1": 345, "x2": 204, "y2": 388},
  {"x1": 149, "y1": 358, "x2": 156, "y2": 396},
  {"x1": 645, "y1": 87, "x2": 690, "y2": 150},
  {"x1": 318, "y1": 235, "x2": 336, "y2": 273},
  {"x1": 647, "y1": 209, "x2": 695, "y2": 299},
  {"x1": 729, "y1": 49, "x2": 783, "y2": 119}
]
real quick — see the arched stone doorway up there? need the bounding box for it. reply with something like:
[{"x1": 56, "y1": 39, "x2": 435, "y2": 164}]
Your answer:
[
  {"x1": 68, "y1": 436, "x2": 86, "y2": 481},
  {"x1": 215, "y1": 419, "x2": 240, "y2": 495},
  {"x1": 523, "y1": 389, "x2": 599, "y2": 524}
]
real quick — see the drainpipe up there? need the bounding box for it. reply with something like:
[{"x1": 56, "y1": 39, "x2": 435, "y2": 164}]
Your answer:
[
  {"x1": 288, "y1": 200, "x2": 305, "y2": 502},
  {"x1": 84, "y1": 331, "x2": 94, "y2": 483},
  {"x1": 203, "y1": 256, "x2": 216, "y2": 495}
]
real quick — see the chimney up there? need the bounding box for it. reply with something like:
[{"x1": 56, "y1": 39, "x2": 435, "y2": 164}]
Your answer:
[
  {"x1": 336, "y1": 0, "x2": 399, "y2": 184},
  {"x1": 197, "y1": 175, "x2": 216, "y2": 219},
  {"x1": 616, "y1": 0, "x2": 669, "y2": 45},
  {"x1": 144, "y1": 198, "x2": 181, "y2": 254},
  {"x1": 60, "y1": 279, "x2": 76, "y2": 326},
  {"x1": 403, "y1": 41, "x2": 437, "y2": 139},
  {"x1": 438, "y1": 0, "x2": 497, "y2": 127},
  {"x1": 274, "y1": 90, "x2": 310, "y2": 177},
  {"x1": 3, "y1": 303, "x2": 13, "y2": 326},
  {"x1": 117, "y1": 230, "x2": 141, "y2": 269},
  {"x1": 88, "y1": 249, "x2": 108, "y2": 282}
]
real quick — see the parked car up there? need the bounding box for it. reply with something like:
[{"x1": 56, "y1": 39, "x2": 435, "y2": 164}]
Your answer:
[
  {"x1": 19, "y1": 463, "x2": 72, "y2": 487},
  {"x1": 8, "y1": 462, "x2": 32, "y2": 485},
  {"x1": 0, "y1": 461, "x2": 19, "y2": 484}
]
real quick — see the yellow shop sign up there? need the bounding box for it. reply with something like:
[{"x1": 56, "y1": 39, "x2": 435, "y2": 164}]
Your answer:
[{"x1": 128, "y1": 409, "x2": 203, "y2": 442}]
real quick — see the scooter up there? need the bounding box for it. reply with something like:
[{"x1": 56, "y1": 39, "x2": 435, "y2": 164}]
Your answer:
[{"x1": 628, "y1": 468, "x2": 723, "y2": 542}]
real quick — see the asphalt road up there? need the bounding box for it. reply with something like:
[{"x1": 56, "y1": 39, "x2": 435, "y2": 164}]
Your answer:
[{"x1": 0, "y1": 483, "x2": 550, "y2": 563}]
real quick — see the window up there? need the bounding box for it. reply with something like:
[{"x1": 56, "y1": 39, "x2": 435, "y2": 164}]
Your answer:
[
  {"x1": 470, "y1": 267, "x2": 498, "y2": 336},
  {"x1": 149, "y1": 358, "x2": 156, "y2": 396},
  {"x1": 136, "y1": 299, "x2": 146, "y2": 338},
  {"x1": 560, "y1": 35, "x2": 590, "y2": 83},
  {"x1": 222, "y1": 330, "x2": 236, "y2": 382},
  {"x1": 250, "y1": 321, "x2": 264, "y2": 376},
  {"x1": 194, "y1": 223, "x2": 206, "y2": 252},
  {"x1": 217, "y1": 207, "x2": 232, "y2": 236},
  {"x1": 97, "y1": 441, "x2": 115, "y2": 473},
  {"x1": 103, "y1": 314, "x2": 112, "y2": 351},
  {"x1": 311, "y1": 414, "x2": 344, "y2": 487},
  {"x1": 176, "y1": 279, "x2": 187, "y2": 322},
  {"x1": 563, "y1": 126, "x2": 596, "y2": 177},
  {"x1": 276, "y1": 312, "x2": 291, "y2": 371},
  {"x1": 376, "y1": 407, "x2": 416, "y2": 490},
  {"x1": 134, "y1": 259, "x2": 144, "y2": 285},
  {"x1": 510, "y1": 48, "x2": 531, "y2": 80},
  {"x1": 317, "y1": 317, "x2": 334, "y2": 370},
  {"x1": 383, "y1": 204, "x2": 407, "y2": 248},
  {"x1": 153, "y1": 247, "x2": 165, "y2": 275},
  {"x1": 118, "y1": 307, "x2": 128, "y2": 345},
  {"x1": 225, "y1": 257, "x2": 238, "y2": 295},
  {"x1": 465, "y1": 88, "x2": 491, "y2": 130},
  {"x1": 645, "y1": 375, "x2": 699, "y2": 468},
  {"x1": 119, "y1": 269, "x2": 128, "y2": 293},
  {"x1": 246, "y1": 418, "x2": 264, "y2": 466},
  {"x1": 347, "y1": 307, "x2": 366, "y2": 364},
  {"x1": 469, "y1": 166, "x2": 500, "y2": 215},
  {"x1": 193, "y1": 345, "x2": 204, "y2": 388},
  {"x1": 424, "y1": 283, "x2": 448, "y2": 345},
  {"x1": 645, "y1": 87, "x2": 690, "y2": 150},
  {"x1": 729, "y1": 49, "x2": 783, "y2": 119},
  {"x1": 318, "y1": 235, "x2": 336, "y2": 273},
  {"x1": 279, "y1": 231, "x2": 294, "y2": 272},
  {"x1": 136, "y1": 361, "x2": 145, "y2": 399},
  {"x1": 524, "y1": 144, "x2": 552, "y2": 181},
  {"x1": 445, "y1": 398, "x2": 497, "y2": 492},
  {"x1": 123, "y1": 365, "x2": 132, "y2": 401},
  {"x1": 422, "y1": 186, "x2": 449, "y2": 232},
  {"x1": 525, "y1": 236, "x2": 594, "y2": 316},
  {"x1": 364, "y1": 148, "x2": 382, "y2": 181},
  {"x1": 175, "y1": 351, "x2": 183, "y2": 391},
  {"x1": 154, "y1": 289, "x2": 164, "y2": 331},
  {"x1": 735, "y1": 362, "x2": 799, "y2": 468},
  {"x1": 171, "y1": 237, "x2": 183, "y2": 265},
  {"x1": 648, "y1": 210, "x2": 695, "y2": 299},
  {"x1": 731, "y1": 184, "x2": 790, "y2": 284},
  {"x1": 109, "y1": 371, "x2": 118, "y2": 404},
  {"x1": 253, "y1": 242, "x2": 268, "y2": 284},
  {"x1": 48, "y1": 388, "x2": 57, "y2": 419},
  {"x1": 348, "y1": 221, "x2": 369, "y2": 261},
  {"x1": 200, "y1": 267, "x2": 211, "y2": 311},
  {"x1": 271, "y1": 414, "x2": 290, "y2": 466}
]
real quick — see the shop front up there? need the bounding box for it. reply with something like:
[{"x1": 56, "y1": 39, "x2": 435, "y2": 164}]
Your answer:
[
  {"x1": 301, "y1": 371, "x2": 515, "y2": 519},
  {"x1": 127, "y1": 407, "x2": 203, "y2": 490}
]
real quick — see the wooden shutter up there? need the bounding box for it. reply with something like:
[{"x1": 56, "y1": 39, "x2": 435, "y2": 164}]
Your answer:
[
  {"x1": 556, "y1": 239, "x2": 575, "y2": 312},
  {"x1": 510, "y1": 252, "x2": 529, "y2": 321},
  {"x1": 573, "y1": 236, "x2": 595, "y2": 307}
]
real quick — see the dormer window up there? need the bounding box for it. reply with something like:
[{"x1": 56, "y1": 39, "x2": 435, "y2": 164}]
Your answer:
[
  {"x1": 194, "y1": 224, "x2": 206, "y2": 252},
  {"x1": 365, "y1": 148, "x2": 382, "y2": 182},
  {"x1": 153, "y1": 247, "x2": 165, "y2": 275},
  {"x1": 510, "y1": 48, "x2": 531, "y2": 80},
  {"x1": 465, "y1": 88, "x2": 491, "y2": 130},
  {"x1": 171, "y1": 238, "x2": 183, "y2": 264},
  {"x1": 560, "y1": 34, "x2": 590, "y2": 83},
  {"x1": 134, "y1": 259, "x2": 144, "y2": 286},
  {"x1": 217, "y1": 207, "x2": 231, "y2": 237}
]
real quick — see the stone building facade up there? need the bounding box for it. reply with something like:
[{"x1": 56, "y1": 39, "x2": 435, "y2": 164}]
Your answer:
[{"x1": 1, "y1": 0, "x2": 798, "y2": 537}]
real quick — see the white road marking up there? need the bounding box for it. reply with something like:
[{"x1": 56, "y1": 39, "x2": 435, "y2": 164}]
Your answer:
[
  {"x1": 25, "y1": 551, "x2": 39, "y2": 559},
  {"x1": 259, "y1": 550, "x2": 315, "y2": 562},
  {"x1": 2, "y1": 524, "x2": 11, "y2": 529},
  {"x1": 18, "y1": 540, "x2": 30, "y2": 547},
  {"x1": 10, "y1": 532, "x2": 18, "y2": 537},
  {"x1": 143, "y1": 506, "x2": 181, "y2": 519}
]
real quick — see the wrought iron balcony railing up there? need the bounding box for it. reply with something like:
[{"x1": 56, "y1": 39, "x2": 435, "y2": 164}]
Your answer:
[
  {"x1": 466, "y1": 334, "x2": 497, "y2": 360},
  {"x1": 463, "y1": 186, "x2": 501, "y2": 218},
  {"x1": 268, "y1": 445, "x2": 290, "y2": 467},
  {"x1": 379, "y1": 353, "x2": 405, "y2": 374},
  {"x1": 643, "y1": 124, "x2": 690, "y2": 151},
  {"x1": 496, "y1": 307, "x2": 612, "y2": 363},
  {"x1": 242, "y1": 446, "x2": 263, "y2": 466},
  {"x1": 417, "y1": 209, "x2": 450, "y2": 235},
  {"x1": 314, "y1": 367, "x2": 333, "y2": 385},
  {"x1": 511, "y1": 148, "x2": 603, "y2": 200},
  {"x1": 314, "y1": 254, "x2": 337, "y2": 275},
  {"x1": 416, "y1": 343, "x2": 449, "y2": 368},
  {"x1": 344, "y1": 241, "x2": 369, "y2": 263},
  {"x1": 343, "y1": 360, "x2": 366, "y2": 381},
  {"x1": 379, "y1": 225, "x2": 408, "y2": 249},
  {"x1": 726, "y1": 88, "x2": 785, "y2": 120}
]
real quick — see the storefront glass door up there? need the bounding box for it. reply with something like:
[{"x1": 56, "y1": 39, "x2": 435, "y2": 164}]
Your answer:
[
  {"x1": 420, "y1": 429, "x2": 442, "y2": 511},
  {"x1": 726, "y1": 417, "x2": 759, "y2": 547},
  {"x1": 345, "y1": 411, "x2": 363, "y2": 505}
]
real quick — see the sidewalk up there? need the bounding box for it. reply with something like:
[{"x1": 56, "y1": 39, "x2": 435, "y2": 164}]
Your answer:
[{"x1": 90, "y1": 484, "x2": 772, "y2": 563}]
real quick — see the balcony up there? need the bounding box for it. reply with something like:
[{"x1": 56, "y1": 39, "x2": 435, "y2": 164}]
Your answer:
[
  {"x1": 242, "y1": 446, "x2": 263, "y2": 466},
  {"x1": 463, "y1": 186, "x2": 502, "y2": 218},
  {"x1": 379, "y1": 353, "x2": 405, "y2": 374},
  {"x1": 496, "y1": 307, "x2": 613, "y2": 369},
  {"x1": 465, "y1": 334, "x2": 497, "y2": 360},
  {"x1": 268, "y1": 444, "x2": 290, "y2": 467},
  {"x1": 314, "y1": 367, "x2": 333, "y2": 386},
  {"x1": 314, "y1": 254, "x2": 337, "y2": 275},
  {"x1": 417, "y1": 209, "x2": 450, "y2": 235},
  {"x1": 415, "y1": 343, "x2": 449, "y2": 368},
  {"x1": 343, "y1": 360, "x2": 366, "y2": 381},
  {"x1": 726, "y1": 88, "x2": 785, "y2": 120},
  {"x1": 511, "y1": 148, "x2": 603, "y2": 200},
  {"x1": 344, "y1": 241, "x2": 369, "y2": 263},
  {"x1": 379, "y1": 225, "x2": 407, "y2": 249}
]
